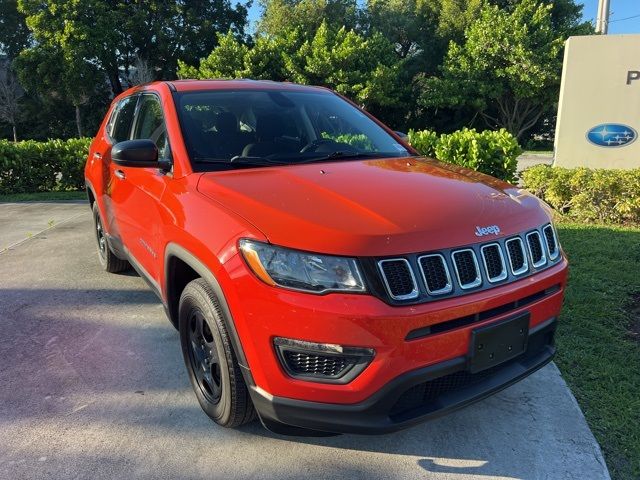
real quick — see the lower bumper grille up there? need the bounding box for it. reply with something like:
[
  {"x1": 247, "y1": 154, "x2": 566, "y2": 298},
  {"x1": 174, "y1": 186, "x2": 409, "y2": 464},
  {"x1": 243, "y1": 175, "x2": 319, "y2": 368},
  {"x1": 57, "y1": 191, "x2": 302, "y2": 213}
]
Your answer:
[{"x1": 391, "y1": 320, "x2": 556, "y2": 421}]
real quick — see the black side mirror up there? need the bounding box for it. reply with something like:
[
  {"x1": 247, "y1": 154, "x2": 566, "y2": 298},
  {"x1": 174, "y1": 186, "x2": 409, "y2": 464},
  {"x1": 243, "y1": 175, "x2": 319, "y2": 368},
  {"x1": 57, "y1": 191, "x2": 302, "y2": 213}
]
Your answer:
[{"x1": 112, "y1": 140, "x2": 159, "y2": 167}]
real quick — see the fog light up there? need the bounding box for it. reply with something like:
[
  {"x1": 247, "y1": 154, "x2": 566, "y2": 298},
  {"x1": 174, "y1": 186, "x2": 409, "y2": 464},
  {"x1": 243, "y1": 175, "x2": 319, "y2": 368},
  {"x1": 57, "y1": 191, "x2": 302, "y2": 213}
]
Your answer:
[{"x1": 274, "y1": 337, "x2": 374, "y2": 384}]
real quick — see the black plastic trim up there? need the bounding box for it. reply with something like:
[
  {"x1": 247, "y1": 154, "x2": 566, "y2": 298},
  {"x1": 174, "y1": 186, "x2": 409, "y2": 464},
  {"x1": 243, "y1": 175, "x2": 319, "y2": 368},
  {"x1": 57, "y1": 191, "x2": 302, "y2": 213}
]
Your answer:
[
  {"x1": 164, "y1": 243, "x2": 254, "y2": 386},
  {"x1": 405, "y1": 284, "x2": 561, "y2": 341},
  {"x1": 251, "y1": 318, "x2": 556, "y2": 435}
]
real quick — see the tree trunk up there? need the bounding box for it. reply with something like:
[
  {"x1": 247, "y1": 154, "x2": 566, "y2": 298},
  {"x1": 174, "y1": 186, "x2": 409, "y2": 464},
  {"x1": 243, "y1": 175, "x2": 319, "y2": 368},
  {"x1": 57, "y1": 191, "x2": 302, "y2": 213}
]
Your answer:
[
  {"x1": 107, "y1": 69, "x2": 123, "y2": 96},
  {"x1": 12, "y1": 124, "x2": 17, "y2": 143},
  {"x1": 75, "y1": 105, "x2": 83, "y2": 138}
]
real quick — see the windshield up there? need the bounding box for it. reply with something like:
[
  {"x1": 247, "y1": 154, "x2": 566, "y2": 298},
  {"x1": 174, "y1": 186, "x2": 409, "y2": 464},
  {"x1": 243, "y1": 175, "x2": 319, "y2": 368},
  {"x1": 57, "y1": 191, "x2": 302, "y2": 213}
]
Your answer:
[{"x1": 174, "y1": 89, "x2": 412, "y2": 170}]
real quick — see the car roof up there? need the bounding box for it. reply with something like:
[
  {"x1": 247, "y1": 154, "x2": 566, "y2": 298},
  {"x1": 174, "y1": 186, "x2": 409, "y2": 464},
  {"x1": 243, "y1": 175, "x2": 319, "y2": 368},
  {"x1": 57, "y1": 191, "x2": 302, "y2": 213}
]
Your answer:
[{"x1": 164, "y1": 79, "x2": 330, "y2": 93}]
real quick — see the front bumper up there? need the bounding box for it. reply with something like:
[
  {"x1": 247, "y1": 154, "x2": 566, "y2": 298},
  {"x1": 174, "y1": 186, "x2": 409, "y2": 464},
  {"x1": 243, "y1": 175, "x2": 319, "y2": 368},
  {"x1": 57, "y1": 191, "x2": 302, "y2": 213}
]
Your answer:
[{"x1": 250, "y1": 318, "x2": 556, "y2": 435}]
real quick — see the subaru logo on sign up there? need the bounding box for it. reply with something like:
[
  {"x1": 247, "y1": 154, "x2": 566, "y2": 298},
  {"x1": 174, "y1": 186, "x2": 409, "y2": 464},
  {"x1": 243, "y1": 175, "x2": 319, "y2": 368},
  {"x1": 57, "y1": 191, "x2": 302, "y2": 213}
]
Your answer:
[{"x1": 586, "y1": 123, "x2": 637, "y2": 148}]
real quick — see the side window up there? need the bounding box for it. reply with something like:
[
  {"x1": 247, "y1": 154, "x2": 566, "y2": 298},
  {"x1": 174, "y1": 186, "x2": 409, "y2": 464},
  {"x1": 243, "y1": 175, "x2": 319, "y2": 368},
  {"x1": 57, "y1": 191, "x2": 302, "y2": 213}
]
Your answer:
[
  {"x1": 110, "y1": 96, "x2": 138, "y2": 143},
  {"x1": 132, "y1": 95, "x2": 169, "y2": 159}
]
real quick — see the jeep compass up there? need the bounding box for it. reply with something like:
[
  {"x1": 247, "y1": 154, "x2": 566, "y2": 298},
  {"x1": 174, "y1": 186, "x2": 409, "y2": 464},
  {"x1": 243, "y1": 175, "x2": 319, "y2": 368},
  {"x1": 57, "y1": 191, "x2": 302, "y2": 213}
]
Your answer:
[{"x1": 85, "y1": 80, "x2": 568, "y2": 435}]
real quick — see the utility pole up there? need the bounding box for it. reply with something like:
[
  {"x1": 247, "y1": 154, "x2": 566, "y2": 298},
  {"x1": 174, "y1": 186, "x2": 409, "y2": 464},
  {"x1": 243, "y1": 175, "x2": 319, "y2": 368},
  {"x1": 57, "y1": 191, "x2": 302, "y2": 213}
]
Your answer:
[{"x1": 596, "y1": 0, "x2": 610, "y2": 34}]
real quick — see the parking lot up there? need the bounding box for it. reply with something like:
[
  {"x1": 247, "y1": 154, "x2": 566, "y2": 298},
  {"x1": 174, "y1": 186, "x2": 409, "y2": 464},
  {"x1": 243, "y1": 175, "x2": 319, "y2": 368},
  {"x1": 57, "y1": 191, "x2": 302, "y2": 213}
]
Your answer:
[{"x1": 0, "y1": 201, "x2": 610, "y2": 480}]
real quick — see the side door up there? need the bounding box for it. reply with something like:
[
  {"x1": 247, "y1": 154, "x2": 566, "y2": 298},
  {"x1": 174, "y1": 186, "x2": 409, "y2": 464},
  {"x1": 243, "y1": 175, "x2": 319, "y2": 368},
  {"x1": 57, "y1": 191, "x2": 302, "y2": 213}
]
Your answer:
[
  {"x1": 111, "y1": 93, "x2": 171, "y2": 282},
  {"x1": 96, "y1": 95, "x2": 139, "y2": 243}
]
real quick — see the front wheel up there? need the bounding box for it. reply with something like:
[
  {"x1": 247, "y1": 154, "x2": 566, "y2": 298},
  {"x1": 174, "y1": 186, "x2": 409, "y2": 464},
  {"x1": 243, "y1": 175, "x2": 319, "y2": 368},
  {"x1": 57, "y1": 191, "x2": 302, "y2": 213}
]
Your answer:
[{"x1": 179, "y1": 278, "x2": 256, "y2": 427}]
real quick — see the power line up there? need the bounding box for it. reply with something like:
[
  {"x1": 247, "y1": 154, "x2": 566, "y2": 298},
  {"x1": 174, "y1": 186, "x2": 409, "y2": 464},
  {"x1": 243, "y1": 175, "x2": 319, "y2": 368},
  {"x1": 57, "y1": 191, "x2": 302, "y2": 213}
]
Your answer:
[{"x1": 609, "y1": 12, "x2": 640, "y2": 23}]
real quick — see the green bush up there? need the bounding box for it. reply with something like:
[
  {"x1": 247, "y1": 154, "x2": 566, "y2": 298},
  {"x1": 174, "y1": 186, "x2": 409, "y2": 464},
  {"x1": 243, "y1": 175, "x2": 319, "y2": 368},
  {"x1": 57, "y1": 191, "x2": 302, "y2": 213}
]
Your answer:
[
  {"x1": 521, "y1": 165, "x2": 640, "y2": 225},
  {"x1": 408, "y1": 128, "x2": 521, "y2": 183},
  {"x1": 407, "y1": 129, "x2": 438, "y2": 158},
  {"x1": 0, "y1": 138, "x2": 91, "y2": 194}
]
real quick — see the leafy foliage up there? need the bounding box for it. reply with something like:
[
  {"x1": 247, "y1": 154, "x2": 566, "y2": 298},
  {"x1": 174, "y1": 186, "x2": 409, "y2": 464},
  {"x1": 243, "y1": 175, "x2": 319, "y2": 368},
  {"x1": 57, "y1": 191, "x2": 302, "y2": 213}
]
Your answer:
[
  {"x1": 179, "y1": 22, "x2": 403, "y2": 111},
  {"x1": 17, "y1": 0, "x2": 248, "y2": 95},
  {"x1": 522, "y1": 165, "x2": 640, "y2": 225},
  {"x1": 419, "y1": 0, "x2": 565, "y2": 140},
  {"x1": 0, "y1": 138, "x2": 90, "y2": 193},
  {"x1": 409, "y1": 128, "x2": 521, "y2": 182}
]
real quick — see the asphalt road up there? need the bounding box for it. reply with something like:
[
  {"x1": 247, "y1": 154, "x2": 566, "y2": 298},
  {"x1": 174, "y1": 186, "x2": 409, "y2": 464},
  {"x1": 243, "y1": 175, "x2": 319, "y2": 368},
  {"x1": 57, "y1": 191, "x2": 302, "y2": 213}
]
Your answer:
[{"x1": 0, "y1": 201, "x2": 610, "y2": 480}]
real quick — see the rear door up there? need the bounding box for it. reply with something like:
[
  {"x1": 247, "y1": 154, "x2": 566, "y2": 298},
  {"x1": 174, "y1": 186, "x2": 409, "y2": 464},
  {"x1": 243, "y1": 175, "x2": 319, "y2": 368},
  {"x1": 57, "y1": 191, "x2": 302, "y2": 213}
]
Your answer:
[{"x1": 97, "y1": 95, "x2": 139, "y2": 242}]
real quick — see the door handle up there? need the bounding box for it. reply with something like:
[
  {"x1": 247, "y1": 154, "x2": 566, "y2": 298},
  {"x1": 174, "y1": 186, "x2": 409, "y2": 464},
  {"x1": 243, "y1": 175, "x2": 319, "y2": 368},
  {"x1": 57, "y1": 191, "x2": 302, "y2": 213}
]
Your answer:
[
  {"x1": 114, "y1": 169, "x2": 126, "y2": 180},
  {"x1": 93, "y1": 152, "x2": 102, "y2": 160}
]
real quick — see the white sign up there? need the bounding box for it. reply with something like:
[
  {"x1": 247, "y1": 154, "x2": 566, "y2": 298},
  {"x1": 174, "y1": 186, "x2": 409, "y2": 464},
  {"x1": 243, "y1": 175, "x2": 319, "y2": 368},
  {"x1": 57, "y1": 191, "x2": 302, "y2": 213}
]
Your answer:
[{"x1": 555, "y1": 34, "x2": 640, "y2": 169}]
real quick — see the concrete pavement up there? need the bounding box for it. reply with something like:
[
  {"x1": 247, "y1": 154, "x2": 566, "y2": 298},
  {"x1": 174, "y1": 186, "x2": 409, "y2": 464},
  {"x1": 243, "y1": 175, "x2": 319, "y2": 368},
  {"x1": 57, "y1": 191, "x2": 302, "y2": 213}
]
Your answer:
[{"x1": 0, "y1": 202, "x2": 609, "y2": 480}]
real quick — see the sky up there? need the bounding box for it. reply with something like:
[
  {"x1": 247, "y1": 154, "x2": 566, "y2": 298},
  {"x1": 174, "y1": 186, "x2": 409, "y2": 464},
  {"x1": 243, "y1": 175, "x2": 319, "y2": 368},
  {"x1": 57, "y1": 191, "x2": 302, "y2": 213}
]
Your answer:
[{"x1": 239, "y1": 1, "x2": 640, "y2": 35}]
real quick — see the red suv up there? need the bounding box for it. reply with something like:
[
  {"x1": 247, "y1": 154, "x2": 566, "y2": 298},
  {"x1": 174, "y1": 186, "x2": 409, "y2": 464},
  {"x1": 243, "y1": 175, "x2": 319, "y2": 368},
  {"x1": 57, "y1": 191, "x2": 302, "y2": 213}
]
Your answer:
[{"x1": 85, "y1": 80, "x2": 567, "y2": 435}]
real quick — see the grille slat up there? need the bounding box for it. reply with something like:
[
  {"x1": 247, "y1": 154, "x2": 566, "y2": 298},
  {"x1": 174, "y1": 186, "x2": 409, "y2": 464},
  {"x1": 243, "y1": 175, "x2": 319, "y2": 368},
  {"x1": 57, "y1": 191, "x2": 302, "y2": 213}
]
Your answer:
[
  {"x1": 543, "y1": 224, "x2": 559, "y2": 260},
  {"x1": 481, "y1": 243, "x2": 507, "y2": 282},
  {"x1": 452, "y1": 249, "x2": 481, "y2": 289},
  {"x1": 526, "y1": 231, "x2": 546, "y2": 267},
  {"x1": 505, "y1": 237, "x2": 528, "y2": 275},
  {"x1": 283, "y1": 351, "x2": 349, "y2": 377},
  {"x1": 418, "y1": 254, "x2": 452, "y2": 295},
  {"x1": 378, "y1": 259, "x2": 418, "y2": 300}
]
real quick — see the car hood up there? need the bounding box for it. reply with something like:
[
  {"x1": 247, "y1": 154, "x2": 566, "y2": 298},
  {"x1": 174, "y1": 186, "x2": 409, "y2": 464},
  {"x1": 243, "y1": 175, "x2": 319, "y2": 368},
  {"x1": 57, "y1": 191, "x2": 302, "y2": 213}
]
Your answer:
[{"x1": 197, "y1": 157, "x2": 550, "y2": 256}]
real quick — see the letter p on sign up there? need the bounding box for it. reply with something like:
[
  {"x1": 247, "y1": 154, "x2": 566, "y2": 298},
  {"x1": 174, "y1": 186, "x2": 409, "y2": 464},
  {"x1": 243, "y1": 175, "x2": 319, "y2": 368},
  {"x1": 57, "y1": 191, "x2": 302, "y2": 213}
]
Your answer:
[{"x1": 627, "y1": 70, "x2": 640, "y2": 85}]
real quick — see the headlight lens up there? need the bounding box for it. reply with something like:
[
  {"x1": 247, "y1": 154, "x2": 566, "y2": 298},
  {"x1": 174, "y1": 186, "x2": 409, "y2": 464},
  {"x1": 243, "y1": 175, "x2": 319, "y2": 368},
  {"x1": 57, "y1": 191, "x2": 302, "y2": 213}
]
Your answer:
[{"x1": 239, "y1": 239, "x2": 366, "y2": 294}]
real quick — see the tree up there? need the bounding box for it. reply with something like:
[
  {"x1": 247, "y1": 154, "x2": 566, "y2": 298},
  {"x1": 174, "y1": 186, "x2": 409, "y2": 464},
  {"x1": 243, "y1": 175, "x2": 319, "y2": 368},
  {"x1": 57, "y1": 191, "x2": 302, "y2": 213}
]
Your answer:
[
  {"x1": 15, "y1": 45, "x2": 105, "y2": 137},
  {"x1": 18, "y1": 0, "x2": 249, "y2": 96},
  {"x1": 418, "y1": 0, "x2": 564, "y2": 140},
  {"x1": 0, "y1": 65, "x2": 23, "y2": 141},
  {"x1": 179, "y1": 22, "x2": 403, "y2": 114},
  {"x1": 0, "y1": 0, "x2": 31, "y2": 60},
  {"x1": 257, "y1": 0, "x2": 358, "y2": 38}
]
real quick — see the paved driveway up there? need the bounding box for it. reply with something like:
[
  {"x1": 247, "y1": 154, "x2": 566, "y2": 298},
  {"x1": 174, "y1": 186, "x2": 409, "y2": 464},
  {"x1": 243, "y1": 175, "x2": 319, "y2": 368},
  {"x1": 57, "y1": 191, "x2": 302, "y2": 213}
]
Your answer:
[{"x1": 0, "y1": 202, "x2": 609, "y2": 480}]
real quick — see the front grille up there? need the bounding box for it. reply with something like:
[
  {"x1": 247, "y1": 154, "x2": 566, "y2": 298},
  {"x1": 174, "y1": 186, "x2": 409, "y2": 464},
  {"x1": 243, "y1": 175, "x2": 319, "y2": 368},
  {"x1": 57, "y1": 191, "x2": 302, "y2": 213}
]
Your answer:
[
  {"x1": 283, "y1": 351, "x2": 349, "y2": 377},
  {"x1": 543, "y1": 224, "x2": 559, "y2": 259},
  {"x1": 372, "y1": 224, "x2": 560, "y2": 304},
  {"x1": 505, "y1": 237, "x2": 528, "y2": 275},
  {"x1": 418, "y1": 254, "x2": 452, "y2": 294},
  {"x1": 452, "y1": 249, "x2": 481, "y2": 289},
  {"x1": 526, "y1": 231, "x2": 546, "y2": 267},
  {"x1": 378, "y1": 259, "x2": 418, "y2": 300},
  {"x1": 481, "y1": 244, "x2": 507, "y2": 282}
]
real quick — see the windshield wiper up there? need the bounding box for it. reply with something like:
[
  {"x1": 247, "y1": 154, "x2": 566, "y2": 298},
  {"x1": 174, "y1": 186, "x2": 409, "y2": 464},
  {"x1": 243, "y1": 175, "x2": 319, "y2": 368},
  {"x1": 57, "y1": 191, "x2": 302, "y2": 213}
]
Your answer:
[
  {"x1": 193, "y1": 156, "x2": 289, "y2": 167},
  {"x1": 298, "y1": 151, "x2": 392, "y2": 164}
]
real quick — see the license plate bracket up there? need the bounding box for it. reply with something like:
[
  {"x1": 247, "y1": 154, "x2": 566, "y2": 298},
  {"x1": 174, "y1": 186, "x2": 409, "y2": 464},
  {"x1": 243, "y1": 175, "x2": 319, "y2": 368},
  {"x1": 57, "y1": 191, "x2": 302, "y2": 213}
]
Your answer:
[{"x1": 469, "y1": 313, "x2": 529, "y2": 373}]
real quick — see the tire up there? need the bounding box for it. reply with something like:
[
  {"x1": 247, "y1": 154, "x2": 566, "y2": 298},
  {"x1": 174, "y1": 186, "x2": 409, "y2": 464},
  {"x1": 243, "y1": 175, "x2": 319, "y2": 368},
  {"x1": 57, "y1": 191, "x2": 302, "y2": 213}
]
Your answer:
[
  {"x1": 92, "y1": 203, "x2": 129, "y2": 273},
  {"x1": 179, "y1": 278, "x2": 256, "y2": 427}
]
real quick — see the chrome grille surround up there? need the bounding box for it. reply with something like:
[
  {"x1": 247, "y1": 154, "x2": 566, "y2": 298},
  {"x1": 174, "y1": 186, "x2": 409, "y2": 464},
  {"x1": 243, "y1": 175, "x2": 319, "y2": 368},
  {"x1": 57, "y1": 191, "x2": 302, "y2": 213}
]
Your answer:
[
  {"x1": 417, "y1": 253, "x2": 453, "y2": 295},
  {"x1": 374, "y1": 223, "x2": 562, "y2": 305},
  {"x1": 526, "y1": 231, "x2": 547, "y2": 268},
  {"x1": 505, "y1": 237, "x2": 529, "y2": 276},
  {"x1": 377, "y1": 258, "x2": 419, "y2": 301},
  {"x1": 451, "y1": 249, "x2": 482, "y2": 289},
  {"x1": 480, "y1": 243, "x2": 508, "y2": 283}
]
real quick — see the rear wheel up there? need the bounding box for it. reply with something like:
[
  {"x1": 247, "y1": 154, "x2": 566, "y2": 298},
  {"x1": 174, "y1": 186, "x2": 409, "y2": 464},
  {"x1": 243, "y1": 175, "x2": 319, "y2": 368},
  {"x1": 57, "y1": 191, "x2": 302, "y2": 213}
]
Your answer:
[
  {"x1": 179, "y1": 278, "x2": 255, "y2": 427},
  {"x1": 92, "y1": 203, "x2": 129, "y2": 273}
]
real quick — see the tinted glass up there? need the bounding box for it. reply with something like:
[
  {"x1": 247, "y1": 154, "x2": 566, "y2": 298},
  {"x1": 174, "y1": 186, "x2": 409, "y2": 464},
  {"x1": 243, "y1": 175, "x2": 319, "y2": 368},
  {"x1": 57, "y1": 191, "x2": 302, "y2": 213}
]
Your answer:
[
  {"x1": 132, "y1": 95, "x2": 169, "y2": 158},
  {"x1": 110, "y1": 96, "x2": 138, "y2": 143},
  {"x1": 175, "y1": 89, "x2": 411, "y2": 170}
]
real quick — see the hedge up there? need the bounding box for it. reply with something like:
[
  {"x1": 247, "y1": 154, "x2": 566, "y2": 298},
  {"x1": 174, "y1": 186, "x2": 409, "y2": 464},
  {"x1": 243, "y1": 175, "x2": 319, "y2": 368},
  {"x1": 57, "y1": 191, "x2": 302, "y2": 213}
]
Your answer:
[
  {"x1": 408, "y1": 128, "x2": 521, "y2": 183},
  {"x1": 521, "y1": 165, "x2": 640, "y2": 225},
  {"x1": 0, "y1": 138, "x2": 91, "y2": 194}
]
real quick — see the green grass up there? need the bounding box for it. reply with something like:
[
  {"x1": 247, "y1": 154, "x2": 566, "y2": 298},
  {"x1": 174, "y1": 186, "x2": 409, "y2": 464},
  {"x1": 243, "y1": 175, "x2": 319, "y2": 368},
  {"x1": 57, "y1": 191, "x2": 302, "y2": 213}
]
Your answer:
[
  {"x1": 555, "y1": 222, "x2": 640, "y2": 479},
  {"x1": 0, "y1": 191, "x2": 86, "y2": 202}
]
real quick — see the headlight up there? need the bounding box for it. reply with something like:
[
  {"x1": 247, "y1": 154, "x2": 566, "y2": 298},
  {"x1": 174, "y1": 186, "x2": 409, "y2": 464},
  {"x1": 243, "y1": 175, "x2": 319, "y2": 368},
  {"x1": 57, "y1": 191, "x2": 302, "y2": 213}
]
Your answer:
[{"x1": 239, "y1": 239, "x2": 366, "y2": 294}]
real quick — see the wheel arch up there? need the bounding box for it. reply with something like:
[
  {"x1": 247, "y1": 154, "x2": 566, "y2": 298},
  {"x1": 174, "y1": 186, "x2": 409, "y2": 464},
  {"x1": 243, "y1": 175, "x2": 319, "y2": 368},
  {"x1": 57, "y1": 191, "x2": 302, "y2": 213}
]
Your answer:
[{"x1": 164, "y1": 243, "x2": 254, "y2": 386}]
